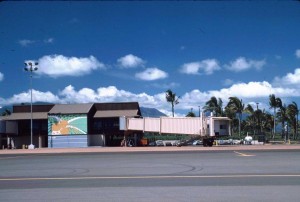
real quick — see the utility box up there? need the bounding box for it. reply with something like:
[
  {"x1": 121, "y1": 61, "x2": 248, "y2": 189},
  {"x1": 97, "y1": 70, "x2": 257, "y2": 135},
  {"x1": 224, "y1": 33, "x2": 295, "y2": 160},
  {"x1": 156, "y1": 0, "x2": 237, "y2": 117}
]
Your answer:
[{"x1": 140, "y1": 138, "x2": 148, "y2": 146}]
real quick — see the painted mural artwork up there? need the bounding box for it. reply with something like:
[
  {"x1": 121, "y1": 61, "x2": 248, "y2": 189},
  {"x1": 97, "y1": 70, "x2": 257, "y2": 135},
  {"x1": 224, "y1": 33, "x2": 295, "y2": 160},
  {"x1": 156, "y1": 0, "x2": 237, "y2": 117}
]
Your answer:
[{"x1": 48, "y1": 114, "x2": 87, "y2": 135}]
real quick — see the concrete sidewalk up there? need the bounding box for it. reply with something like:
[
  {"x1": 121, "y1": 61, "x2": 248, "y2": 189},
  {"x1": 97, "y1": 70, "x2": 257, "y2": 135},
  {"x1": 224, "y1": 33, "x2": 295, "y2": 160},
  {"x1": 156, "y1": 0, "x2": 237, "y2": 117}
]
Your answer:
[{"x1": 1, "y1": 144, "x2": 300, "y2": 155}]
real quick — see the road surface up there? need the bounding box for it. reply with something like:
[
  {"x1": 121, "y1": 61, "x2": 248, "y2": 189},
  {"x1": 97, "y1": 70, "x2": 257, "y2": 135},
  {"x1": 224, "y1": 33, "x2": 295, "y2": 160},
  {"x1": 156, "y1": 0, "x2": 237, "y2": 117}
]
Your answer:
[{"x1": 0, "y1": 149, "x2": 300, "y2": 201}]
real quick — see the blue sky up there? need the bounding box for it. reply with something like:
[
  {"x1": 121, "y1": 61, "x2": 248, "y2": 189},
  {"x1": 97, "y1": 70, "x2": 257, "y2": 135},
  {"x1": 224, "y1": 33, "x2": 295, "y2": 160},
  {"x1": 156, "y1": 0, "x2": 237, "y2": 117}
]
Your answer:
[{"x1": 0, "y1": 1, "x2": 300, "y2": 116}]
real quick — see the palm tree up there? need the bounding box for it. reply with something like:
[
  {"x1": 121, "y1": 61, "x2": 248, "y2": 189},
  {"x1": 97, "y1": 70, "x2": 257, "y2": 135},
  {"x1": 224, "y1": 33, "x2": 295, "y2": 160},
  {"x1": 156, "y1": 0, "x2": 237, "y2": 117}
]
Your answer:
[
  {"x1": 224, "y1": 105, "x2": 236, "y2": 136},
  {"x1": 277, "y1": 104, "x2": 287, "y2": 140},
  {"x1": 203, "y1": 96, "x2": 223, "y2": 117},
  {"x1": 186, "y1": 111, "x2": 196, "y2": 117},
  {"x1": 244, "y1": 104, "x2": 256, "y2": 135},
  {"x1": 1, "y1": 108, "x2": 11, "y2": 116},
  {"x1": 227, "y1": 97, "x2": 244, "y2": 138},
  {"x1": 287, "y1": 102, "x2": 299, "y2": 140},
  {"x1": 294, "y1": 102, "x2": 299, "y2": 139},
  {"x1": 255, "y1": 108, "x2": 264, "y2": 134},
  {"x1": 262, "y1": 112, "x2": 273, "y2": 134},
  {"x1": 269, "y1": 94, "x2": 282, "y2": 139},
  {"x1": 244, "y1": 104, "x2": 254, "y2": 114},
  {"x1": 165, "y1": 89, "x2": 180, "y2": 117}
]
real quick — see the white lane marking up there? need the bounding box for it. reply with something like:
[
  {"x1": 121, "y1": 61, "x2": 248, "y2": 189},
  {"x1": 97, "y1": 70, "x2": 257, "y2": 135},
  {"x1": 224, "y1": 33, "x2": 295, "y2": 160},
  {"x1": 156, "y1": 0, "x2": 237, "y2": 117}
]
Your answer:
[
  {"x1": 1, "y1": 174, "x2": 300, "y2": 181},
  {"x1": 234, "y1": 151, "x2": 255, "y2": 157}
]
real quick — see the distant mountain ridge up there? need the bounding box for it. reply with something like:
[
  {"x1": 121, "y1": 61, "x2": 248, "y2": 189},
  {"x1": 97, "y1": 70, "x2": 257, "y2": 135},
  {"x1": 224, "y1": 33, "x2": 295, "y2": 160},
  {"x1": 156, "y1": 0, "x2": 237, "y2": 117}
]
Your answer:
[{"x1": 140, "y1": 107, "x2": 167, "y2": 118}]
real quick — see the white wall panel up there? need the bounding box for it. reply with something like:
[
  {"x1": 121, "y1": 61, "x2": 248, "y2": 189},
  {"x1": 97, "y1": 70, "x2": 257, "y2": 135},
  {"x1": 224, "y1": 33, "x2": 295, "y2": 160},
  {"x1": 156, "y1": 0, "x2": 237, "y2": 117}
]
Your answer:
[
  {"x1": 160, "y1": 117, "x2": 202, "y2": 135},
  {"x1": 127, "y1": 118, "x2": 144, "y2": 131},
  {"x1": 144, "y1": 118, "x2": 160, "y2": 132},
  {"x1": 125, "y1": 116, "x2": 230, "y2": 136}
]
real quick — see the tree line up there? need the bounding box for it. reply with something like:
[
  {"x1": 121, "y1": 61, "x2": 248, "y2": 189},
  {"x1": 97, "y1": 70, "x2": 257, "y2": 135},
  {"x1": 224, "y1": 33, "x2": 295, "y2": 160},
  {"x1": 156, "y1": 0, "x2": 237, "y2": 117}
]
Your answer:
[{"x1": 166, "y1": 89, "x2": 299, "y2": 140}]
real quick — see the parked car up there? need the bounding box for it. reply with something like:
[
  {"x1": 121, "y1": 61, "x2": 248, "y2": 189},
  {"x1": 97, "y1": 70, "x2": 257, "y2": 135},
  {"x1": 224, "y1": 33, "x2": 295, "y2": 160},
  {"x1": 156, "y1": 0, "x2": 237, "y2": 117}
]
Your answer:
[
  {"x1": 192, "y1": 140, "x2": 202, "y2": 145},
  {"x1": 165, "y1": 142, "x2": 172, "y2": 146},
  {"x1": 172, "y1": 140, "x2": 180, "y2": 146},
  {"x1": 232, "y1": 139, "x2": 242, "y2": 145},
  {"x1": 155, "y1": 140, "x2": 164, "y2": 146},
  {"x1": 148, "y1": 141, "x2": 156, "y2": 146}
]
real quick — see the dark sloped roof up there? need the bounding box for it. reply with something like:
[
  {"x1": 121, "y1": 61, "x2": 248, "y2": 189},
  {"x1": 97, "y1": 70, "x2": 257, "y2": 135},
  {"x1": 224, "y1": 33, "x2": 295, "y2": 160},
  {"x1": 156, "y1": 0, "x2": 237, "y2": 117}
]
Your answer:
[
  {"x1": 1, "y1": 102, "x2": 141, "y2": 120},
  {"x1": 94, "y1": 102, "x2": 139, "y2": 110},
  {"x1": 94, "y1": 110, "x2": 139, "y2": 118},
  {"x1": 48, "y1": 103, "x2": 94, "y2": 114},
  {"x1": 13, "y1": 104, "x2": 54, "y2": 113},
  {"x1": 93, "y1": 102, "x2": 141, "y2": 116},
  {"x1": 1, "y1": 112, "x2": 48, "y2": 120}
]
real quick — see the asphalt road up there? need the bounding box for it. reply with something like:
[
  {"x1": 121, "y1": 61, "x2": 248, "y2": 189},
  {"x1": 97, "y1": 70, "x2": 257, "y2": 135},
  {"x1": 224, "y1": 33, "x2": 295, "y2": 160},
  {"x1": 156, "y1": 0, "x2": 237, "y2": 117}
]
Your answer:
[{"x1": 0, "y1": 150, "x2": 300, "y2": 202}]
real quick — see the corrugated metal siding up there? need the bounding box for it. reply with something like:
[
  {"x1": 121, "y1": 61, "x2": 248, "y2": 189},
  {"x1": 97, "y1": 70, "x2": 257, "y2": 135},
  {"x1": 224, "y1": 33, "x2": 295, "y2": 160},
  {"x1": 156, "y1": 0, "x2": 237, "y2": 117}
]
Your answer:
[
  {"x1": 144, "y1": 118, "x2": 160, "y2": 132},
  {"x1": 126, "y1": 117, "x2": 203, "y2": 135},
  {"x1": 125, "y1": 116, "x2": 231, "y2": 136},
  {"x1": 160, "y1": 117, "x2": 202, "y2": 135},
  {"x1": 127, "y1": 118, "x2": 144, "y2": 131},
  {"x1": 48, "y1": 135, "x2": 88, "y2": 148}
]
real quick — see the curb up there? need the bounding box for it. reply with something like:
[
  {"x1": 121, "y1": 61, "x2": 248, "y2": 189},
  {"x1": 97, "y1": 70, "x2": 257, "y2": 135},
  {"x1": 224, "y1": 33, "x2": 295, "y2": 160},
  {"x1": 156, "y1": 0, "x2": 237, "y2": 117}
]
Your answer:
[{"x1": 1, "y1": 144, "x2": 300, "y2": 155}]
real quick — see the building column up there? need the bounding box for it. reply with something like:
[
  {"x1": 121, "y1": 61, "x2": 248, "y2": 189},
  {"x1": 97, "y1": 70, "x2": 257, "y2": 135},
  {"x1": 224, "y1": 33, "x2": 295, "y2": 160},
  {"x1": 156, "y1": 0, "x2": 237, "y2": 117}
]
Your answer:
[
  {"x1": 39, "y1": 135, "x2": 42, "y2": 148},
  {"x1": 210, "y1": 118, "x2": 214, "y2": 136}
]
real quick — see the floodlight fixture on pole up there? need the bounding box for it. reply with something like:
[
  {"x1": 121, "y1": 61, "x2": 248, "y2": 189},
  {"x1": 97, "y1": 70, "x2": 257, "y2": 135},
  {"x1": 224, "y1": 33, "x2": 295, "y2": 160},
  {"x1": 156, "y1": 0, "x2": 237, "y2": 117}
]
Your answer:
[{"x1": 24, "y1": 61, "x2": 38, "y2": 149}]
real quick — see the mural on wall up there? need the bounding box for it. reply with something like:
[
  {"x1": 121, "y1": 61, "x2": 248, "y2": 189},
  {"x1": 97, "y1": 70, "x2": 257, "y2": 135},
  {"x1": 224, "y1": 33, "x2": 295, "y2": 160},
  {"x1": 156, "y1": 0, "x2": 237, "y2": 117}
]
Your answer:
[{"x1": 48, "y1": 114, "x2": 87, "y2": 135}]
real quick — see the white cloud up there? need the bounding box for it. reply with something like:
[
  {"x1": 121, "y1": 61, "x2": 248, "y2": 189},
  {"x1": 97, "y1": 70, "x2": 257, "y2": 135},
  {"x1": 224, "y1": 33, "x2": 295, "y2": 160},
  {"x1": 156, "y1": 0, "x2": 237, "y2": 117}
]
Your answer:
[
  {"x1": 222, "y1": 79, "x2": 234, "y2": 86},
  {"x1": 150, "y1": 82, "x2": 180, "y2": 89},
  {"x1": 18, "y1": 39, "x2": 35, "y2": 47},
  {"x1": 296, "y1": 49, "x2": 300, "y2": 58},
  {"x1": 117, "y1": 54, "x2": 145, "y2": 68},
  {"x1": 44, "y1": 38, "x2": 54, "y2": 43},
  {"x1": 0, "y1": 72, "x2": 3, "y2": 81},
  {"x1": 59, "y1": 85, "x2": 99, "y2": 103},
  {"x1": 2, "y1": 81, "x2": 300, "y2": 117},
  {"x1": 37, "y1": 55, "x2": 105, "y2": 78},
  {"x1": 225, "y1": 57, "x2": 266, "y2": 72},
  {"x1": 211, "y1": 81, "x2": 298, "y2": 99},
  {"x1": 180, "y1": 59, "x2": 221, "y2": 75},
  {"x1": 0, "y1": 86, "x2": 169, "y2": 114},
  {"x1": 5, "y1": 89, "x2": 60, "y2": 105},
  {"x1": 135, "y1": 67, "x2": 168, "y2": 81},
  {"x1": 179, "y1": 81, "x2": 300, "y2": 113},
  {"x1": 273, "y1": 68, "x2": 300, "y2": 87},
  {"x1": 58, "y1": 85, "x2": 166, "y2": 108}
]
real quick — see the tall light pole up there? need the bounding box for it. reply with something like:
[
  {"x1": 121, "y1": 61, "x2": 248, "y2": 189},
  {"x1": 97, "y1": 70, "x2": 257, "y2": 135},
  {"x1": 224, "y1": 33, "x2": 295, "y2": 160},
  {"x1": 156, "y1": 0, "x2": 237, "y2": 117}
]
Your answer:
[
  {"x1": 24, "y1": 61, "x2": 38, "y2": 149},
  {"x1": 198, "y1": 106, "x2": 201, "y2": 117}
]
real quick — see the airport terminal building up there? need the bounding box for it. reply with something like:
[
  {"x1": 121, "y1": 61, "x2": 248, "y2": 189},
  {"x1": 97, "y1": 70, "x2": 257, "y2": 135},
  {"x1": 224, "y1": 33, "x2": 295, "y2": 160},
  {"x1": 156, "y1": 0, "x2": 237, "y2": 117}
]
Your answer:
[{"x1": 0, "y1": 102, "x2": 142, "y2": 149}]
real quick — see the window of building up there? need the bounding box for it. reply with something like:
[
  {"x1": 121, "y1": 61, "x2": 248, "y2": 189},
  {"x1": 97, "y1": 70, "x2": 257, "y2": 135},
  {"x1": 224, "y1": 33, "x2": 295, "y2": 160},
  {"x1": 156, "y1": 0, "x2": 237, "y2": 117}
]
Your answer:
[{"x1": 220, "y1": 125, "x2": 227, "y2": 129}]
